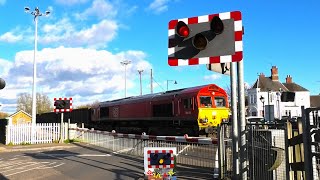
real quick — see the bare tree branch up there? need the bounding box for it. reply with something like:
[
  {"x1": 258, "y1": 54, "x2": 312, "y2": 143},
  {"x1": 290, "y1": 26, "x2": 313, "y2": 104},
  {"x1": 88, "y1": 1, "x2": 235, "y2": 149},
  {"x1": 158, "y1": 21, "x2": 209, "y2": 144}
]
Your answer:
[{"x1": 16, "y1": 92, "x2": 53, "y2": 115}]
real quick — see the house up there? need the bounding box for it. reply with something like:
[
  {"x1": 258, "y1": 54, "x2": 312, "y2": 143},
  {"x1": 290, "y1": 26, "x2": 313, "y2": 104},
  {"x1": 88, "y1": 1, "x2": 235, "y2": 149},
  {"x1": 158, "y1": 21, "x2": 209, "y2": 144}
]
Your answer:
[
  {"x1": 6, "y1": 110, "x2": 32, "y2": 125},
  {"x1": 310, "y1": 95, "x2": 320, "y2": 108},
  {"x1": 247, "y1": 66, "x2": 310, "y2": 122}
]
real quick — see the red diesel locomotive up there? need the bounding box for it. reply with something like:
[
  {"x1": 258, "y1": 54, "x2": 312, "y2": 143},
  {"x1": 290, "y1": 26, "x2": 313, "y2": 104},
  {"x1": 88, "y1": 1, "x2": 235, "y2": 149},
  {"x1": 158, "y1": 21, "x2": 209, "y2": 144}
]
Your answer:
[{"x1": 90, "y1": 84, "x2": 229, "y2": 136}]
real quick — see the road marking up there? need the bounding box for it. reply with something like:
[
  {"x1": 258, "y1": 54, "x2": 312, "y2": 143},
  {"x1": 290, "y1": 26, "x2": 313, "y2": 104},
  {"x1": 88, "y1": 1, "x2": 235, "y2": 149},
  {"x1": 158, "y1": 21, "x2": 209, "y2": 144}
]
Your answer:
[
  {"x1": 36, "y1": 153, "x2": 111, "y2": 157},
  {"x1": 0, "y1": 162, "x2": 25, "y2": 168},
  {"x1": 9, "y1": 158, "x2": 18, "y2": 161},
  {"x1": 5, "y1": 162, "x2": 58, "y2": 177},
  {"x1": 77, "y1": 154, "x2": 111, "y2": 157},
  {"x1": 1, "y1": 162, "x2": 39, "y2": 173}
]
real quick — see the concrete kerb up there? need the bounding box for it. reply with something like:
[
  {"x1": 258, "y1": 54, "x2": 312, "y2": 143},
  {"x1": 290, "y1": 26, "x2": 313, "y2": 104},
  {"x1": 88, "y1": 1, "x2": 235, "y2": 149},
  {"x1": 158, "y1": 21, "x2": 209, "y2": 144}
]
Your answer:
[{"x1": 0, "y1": 143, "x2": 78, "y2": 153}]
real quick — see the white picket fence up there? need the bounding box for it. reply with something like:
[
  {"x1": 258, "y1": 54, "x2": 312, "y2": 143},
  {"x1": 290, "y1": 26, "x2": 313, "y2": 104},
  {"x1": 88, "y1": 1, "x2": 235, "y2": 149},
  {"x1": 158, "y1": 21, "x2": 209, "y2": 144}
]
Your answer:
[{"x1": 6, "y1": 123, "x2": 62, "y2": 145}]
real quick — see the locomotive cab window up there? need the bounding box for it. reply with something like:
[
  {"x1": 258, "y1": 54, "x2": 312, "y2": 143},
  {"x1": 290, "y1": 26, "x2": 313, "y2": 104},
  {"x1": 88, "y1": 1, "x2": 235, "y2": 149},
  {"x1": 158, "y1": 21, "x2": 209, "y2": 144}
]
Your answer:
[
  {"x1": 214, "y1": 97, "x2": 226, "y2": 107},
  {"x1": 100, "y1": 107, "x2": 109, "y2": 118},
  {"x1": 199, "y1": 96, "x2": 212, "y2": 108},
  {"x1": 183, "y1": 98, "x2": 192, "y2": 109}
]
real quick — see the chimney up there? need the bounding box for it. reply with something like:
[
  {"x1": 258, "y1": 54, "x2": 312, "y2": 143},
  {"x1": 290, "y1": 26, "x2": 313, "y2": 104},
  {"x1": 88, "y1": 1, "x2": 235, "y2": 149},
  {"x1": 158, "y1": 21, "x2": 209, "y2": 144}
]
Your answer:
[
  {"x1": 286, "y1": 75, "x2": 292, "y2": 83},
  {"x1": 271, "y1": 66, "x2": 279, "y2": 81}
]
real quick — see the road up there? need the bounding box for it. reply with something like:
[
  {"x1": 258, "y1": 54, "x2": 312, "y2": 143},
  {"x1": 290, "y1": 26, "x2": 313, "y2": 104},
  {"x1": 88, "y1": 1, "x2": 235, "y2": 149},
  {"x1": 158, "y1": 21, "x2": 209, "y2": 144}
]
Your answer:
[{"x1": 0, "y1": 143, "x2": 215, "y2": 180}]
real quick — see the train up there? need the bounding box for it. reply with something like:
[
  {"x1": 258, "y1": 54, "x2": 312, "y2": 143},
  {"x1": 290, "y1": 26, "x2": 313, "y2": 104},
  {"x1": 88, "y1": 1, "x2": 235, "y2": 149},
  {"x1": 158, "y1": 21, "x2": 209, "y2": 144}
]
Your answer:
[{"x1": 36, "y1": 84, "x2": 230, "y2": 136}]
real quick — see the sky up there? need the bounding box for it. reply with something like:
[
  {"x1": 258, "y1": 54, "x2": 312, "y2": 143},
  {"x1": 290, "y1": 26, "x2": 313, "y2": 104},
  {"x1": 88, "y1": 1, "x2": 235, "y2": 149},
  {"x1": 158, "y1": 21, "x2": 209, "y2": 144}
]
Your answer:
[{"x1": 0, "y1": 0, "x2": 319, "y2": 114}]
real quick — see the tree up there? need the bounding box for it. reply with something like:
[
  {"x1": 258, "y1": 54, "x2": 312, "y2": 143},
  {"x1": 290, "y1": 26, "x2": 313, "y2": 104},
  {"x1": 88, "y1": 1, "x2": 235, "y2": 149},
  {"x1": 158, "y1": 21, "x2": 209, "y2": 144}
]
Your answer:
[
  {"x1": 17, "y1": 92, "x2": 53, "y2": 115},
  {"x1": 0, "y1": 112, "x2": 9, "y2": 119},
  {"x1": 76, "y1": 100, "x2": 100, "y2": 109},
  {"x1": 225, "y1": 83, "x2": 250, "y2": 104}
]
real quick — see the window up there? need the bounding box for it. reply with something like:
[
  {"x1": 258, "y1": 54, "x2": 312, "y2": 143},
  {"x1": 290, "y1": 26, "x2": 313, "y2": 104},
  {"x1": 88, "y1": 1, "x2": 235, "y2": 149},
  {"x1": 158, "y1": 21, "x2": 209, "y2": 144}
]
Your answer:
[
  {"x1": 100, "y1": 107, "x2": 109, "y2": 118},
  {"x1": 183, "y1": 98, "x2": 192, "y2": 109},
  {"x1": 199, "y1": 96, "x2": 212, "y2": 108},
  {"x1": 215, "y1": 97, "x2": 226, "y2": 107}
]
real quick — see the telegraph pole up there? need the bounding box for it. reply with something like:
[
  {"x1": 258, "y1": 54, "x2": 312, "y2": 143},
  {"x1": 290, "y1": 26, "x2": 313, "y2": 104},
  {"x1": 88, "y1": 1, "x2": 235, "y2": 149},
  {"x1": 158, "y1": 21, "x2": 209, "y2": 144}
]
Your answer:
[
  {"x1": 120, "y1": 60, "x2": 131, "y2": 98},
  {"x1": 150, "y1": 69, "x2": 153, "y2": 94},
  {"x1": 138, "y1": 70, "x2": 143, "y2": 96}
]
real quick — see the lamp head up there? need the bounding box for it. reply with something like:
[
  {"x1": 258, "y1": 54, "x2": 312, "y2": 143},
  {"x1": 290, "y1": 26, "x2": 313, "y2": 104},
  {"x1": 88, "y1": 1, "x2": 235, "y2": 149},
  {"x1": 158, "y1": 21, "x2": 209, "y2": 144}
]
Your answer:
[
  {"x1": 45, "y1": 11, "x2": 50, "y2": 15},
  {"x1": 24, "y1": 7, "x2": 30, "y2": 13}
]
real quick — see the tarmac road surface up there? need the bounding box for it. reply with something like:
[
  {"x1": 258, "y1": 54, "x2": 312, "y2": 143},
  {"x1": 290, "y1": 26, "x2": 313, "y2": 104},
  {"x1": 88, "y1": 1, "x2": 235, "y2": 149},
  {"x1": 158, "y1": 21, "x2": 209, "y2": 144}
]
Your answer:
[{"x1": 0, "y1": 143, "x2": 215, "y2": 180}]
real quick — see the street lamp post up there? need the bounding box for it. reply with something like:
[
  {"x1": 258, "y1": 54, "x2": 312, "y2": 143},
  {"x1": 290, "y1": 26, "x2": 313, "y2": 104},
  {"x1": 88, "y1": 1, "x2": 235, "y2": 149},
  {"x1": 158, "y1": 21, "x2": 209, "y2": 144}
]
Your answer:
[
  {"x1": 138, "y1": 70, "x2": 143, "y2": 96},
  {"x1": 267, "y1": 89, "x2": 271, "y2": 122},
  {"x1": 120, "y1": 60, "x2": 131, "y2": 98},
  {"x1": 276, "y1": 89, "x2": 282, "y2": 120},
  {"x1": 260, "y1": 96, "x2": 265, "y2": 118},
  {"x1": 24, "y1": 7, "x2": 50, "y2": 127},
  {"x1": 166, "y1": 80, "x2": 177, "y2": 91}
]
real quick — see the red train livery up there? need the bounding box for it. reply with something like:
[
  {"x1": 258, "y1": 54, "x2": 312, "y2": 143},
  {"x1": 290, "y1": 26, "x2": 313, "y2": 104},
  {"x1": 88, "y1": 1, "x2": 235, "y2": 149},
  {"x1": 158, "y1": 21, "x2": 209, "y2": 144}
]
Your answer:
[{"x1": 90, "y1": 84, "x2": 229, "y2": 136}]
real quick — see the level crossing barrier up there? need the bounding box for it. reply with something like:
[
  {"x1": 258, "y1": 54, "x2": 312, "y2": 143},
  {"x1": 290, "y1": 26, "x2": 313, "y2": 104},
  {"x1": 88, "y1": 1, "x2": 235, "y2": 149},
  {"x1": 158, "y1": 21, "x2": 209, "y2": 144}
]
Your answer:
[{"x1": 70, "y1": 127, "x2": 220, "y2": 169}]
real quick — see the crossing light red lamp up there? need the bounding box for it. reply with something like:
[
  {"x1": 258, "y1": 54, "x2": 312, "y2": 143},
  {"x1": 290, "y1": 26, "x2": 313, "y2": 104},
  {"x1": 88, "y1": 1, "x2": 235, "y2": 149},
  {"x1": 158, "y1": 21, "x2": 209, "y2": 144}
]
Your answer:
[
  {"x1": 167, "y1": 11, "x2": 243, "y2": 66},
  {"x1": 176, "y1": 21, "x2": 190, "y2": 38},
  {"x1": 211, "y1": 16, "x2": 224, "y2": 35}
]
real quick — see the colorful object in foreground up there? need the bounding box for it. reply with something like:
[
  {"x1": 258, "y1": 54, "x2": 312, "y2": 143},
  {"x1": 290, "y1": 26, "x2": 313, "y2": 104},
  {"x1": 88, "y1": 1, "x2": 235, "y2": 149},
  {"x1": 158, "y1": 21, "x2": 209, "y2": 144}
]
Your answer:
[
  {"x1": 144, "y1": 147, "x2": 177, "y2": 179},
  {"x1": 168, "y1": 11, "x2": 243, "y2": 66}
]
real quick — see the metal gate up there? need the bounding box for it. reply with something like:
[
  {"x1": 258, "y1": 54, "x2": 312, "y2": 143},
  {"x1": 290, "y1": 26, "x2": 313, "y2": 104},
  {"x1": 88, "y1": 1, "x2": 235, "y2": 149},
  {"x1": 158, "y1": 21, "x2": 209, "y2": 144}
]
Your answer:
[{"x1": 0, "y1": 119, "x2": 8, "y2": 144}]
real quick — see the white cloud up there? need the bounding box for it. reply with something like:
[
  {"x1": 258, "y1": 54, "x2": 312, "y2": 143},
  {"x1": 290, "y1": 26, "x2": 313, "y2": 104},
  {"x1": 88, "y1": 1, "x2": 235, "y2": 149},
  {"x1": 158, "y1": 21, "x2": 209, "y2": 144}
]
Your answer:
[
  {"x1": 40, "y1": 18, "x2": 118, "y2": 48},
  {"x1": 0, "y1": 32, "x2": 23, "y2": 43},
  {"x1": 0, "y1": 0, "x2": 5, "y2": 5},
  {"x1": 74, "y1": 0, "x2": 117, "y2": 20},
  {"x1": 55, "y1": 0, "x2": 89, "y2": 5},
  {"x1": 148, "y1": 0, "x2": 169, "y2": 14},
  {"x1": 0, "y1": 47, "x2": 152, "y2": 114},
  {"x1": 204, "y1": 74, "x2": 222, "y2": 81}
]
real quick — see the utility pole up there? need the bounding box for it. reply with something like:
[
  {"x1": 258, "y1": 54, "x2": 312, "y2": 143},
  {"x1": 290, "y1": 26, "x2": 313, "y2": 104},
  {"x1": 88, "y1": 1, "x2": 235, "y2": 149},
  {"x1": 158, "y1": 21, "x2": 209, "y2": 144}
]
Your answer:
[
  {"x1": 25, "y1": 6, "x2": 50, "y2": 144},
  {"x1": 150, "y1": 69, "x2": 153, "y2": 94},
  {"x1": 120, "y1": 60, "x2": 131, "y2": 98},
  {"x1": 138, "y1": 70, "x2": 143, "y2": 96}
]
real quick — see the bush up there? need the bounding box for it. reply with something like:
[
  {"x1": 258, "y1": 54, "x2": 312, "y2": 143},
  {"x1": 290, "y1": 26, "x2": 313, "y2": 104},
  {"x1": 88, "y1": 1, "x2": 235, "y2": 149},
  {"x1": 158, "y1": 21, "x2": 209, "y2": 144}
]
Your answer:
[
  {"x1": 20, "y1": 142, "x2": 31, "y2": 145},
  {"x1": 63, "y1": 139, "x2": 80, "y2": 144}
]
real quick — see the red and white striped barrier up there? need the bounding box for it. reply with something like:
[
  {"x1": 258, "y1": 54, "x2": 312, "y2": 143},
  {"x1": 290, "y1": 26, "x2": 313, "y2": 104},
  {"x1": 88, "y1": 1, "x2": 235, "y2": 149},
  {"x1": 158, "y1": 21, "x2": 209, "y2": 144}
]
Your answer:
[{"x1": 70, "y1": 127, "x2": 218, "y2": 145}]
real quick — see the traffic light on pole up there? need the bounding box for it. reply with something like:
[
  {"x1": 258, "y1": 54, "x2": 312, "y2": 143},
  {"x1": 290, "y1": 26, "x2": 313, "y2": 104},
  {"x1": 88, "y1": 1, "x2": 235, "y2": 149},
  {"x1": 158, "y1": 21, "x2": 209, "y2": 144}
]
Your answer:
[
  {"x1": 147, "y1": 150, "x2": 174, "y2": 168},
  {"x1": 54, "y1": 97, "x2": 72, "y2": 112},
  {"x1": 168, "y1": 11, "x2": 243, "y2": 66},
  {"x1": 150, "y1": 152, "x2": 171, "y2": 166}
]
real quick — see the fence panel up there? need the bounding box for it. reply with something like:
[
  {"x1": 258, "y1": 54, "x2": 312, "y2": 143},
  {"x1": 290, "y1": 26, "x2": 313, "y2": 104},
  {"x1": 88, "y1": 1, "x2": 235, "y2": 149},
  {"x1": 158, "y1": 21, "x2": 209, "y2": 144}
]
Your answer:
[
  {"x1": 71, "y1": 128, "x2": 218, "y2": 169},
  {"x1": 5, "y1": 123, "x2": 61, "y2": 145},
  {"x1": 247, "y1": 123, "x2": 287, "y2": 180}
]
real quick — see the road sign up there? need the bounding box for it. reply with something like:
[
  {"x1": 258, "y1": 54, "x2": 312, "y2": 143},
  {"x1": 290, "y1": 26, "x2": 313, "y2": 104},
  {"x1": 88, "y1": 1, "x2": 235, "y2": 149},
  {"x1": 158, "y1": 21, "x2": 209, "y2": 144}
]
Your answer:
[
  {"x1": 207, "y1": 62, "x2": 231, "y2": 75},
  {"x1": 144, "y1": 147, "x2": 177, "y2": 179},
  {"x1": 168, "y1": 11, "x2": 243, "y2": 66},
  {"x1": 54, "y1": 97, "x2": 73, "y2": 112}
]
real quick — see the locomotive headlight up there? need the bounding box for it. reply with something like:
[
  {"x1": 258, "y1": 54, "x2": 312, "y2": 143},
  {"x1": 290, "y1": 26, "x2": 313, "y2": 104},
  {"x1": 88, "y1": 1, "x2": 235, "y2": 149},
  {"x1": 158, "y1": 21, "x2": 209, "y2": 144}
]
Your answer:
[
  {"x1": 200, "y1": 118, "x2": 208, "y2": 123},
  {"x1": 212, "y1": 111, "x2": 217, "y2": 116}
]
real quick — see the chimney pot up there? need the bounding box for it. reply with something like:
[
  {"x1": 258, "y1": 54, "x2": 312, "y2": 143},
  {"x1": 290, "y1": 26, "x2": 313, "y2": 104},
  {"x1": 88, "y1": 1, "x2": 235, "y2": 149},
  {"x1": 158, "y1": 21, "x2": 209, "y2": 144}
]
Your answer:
[
  {"x1": 271, "y1": 66, "x2": 279, "y2": 81},
  {"x1": 286, "y1": 75, "x2": 292, "y2": 83}
]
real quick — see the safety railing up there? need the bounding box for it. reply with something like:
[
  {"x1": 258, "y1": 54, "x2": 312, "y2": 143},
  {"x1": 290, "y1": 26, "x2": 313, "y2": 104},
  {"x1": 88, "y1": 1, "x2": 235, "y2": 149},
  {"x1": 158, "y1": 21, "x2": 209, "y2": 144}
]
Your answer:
[{"x1": 70, "y1": 128, "x2": 219, "y2": 169}]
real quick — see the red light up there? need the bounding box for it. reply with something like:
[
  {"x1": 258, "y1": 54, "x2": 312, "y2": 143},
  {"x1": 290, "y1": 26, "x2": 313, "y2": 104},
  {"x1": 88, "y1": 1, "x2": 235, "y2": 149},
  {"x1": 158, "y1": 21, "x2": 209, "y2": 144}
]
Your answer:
[
  {"x1": 178, "y1": 26, "x2": 189, "y2": 37},
  {"x1": 210, "y1": 16, "x2": 224, "y2": 35}
]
